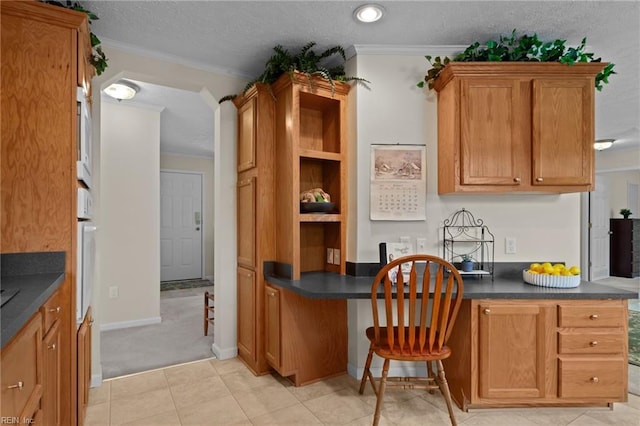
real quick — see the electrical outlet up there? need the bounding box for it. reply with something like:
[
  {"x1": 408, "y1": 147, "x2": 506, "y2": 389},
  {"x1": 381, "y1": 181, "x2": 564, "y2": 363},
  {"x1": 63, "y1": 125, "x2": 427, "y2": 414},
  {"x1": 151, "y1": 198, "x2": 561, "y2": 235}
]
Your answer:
[
  {"x1": 416, "y1": 238, "x2": 427, "y2": 253},
  {"x1": 109, "y1": 286, "x2": 119, "y2": 298},
  {"x1": 326, "y1": 248, "x2": 334, "y2": 265},
  {"x1": 505, "y1": 237, "x2": 517, "y2": 254},
  {"x1": 333, "y1": 249, "x2": 341, "y2": 265},
  {"x1": 399, "y1": 236, "x2": 411, "y2": 244}
]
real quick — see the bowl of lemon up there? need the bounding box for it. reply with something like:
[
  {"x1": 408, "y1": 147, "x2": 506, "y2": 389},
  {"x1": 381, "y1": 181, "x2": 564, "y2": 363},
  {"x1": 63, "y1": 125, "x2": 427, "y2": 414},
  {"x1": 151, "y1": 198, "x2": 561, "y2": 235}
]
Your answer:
[{"x1": 523, "y1": 262, "x2": 581, "y2": 288}]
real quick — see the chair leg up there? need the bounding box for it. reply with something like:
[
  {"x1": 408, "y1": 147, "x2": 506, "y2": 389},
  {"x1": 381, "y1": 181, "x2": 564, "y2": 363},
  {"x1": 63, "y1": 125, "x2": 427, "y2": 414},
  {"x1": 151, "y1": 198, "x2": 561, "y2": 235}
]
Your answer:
[
  {"x1": 372, "y1": 358, "x2": 390, "y2": 426},
  {"x1": 359, "y1": 345, "x2": 374, "y2": 394},
  {"x1": 435, "y1": 360, "x2": 457, "y2": 426},
  {"x1": 427, "y1": 361, "x2": 436, "y2": 394},
  {"x1": 203, "y1": 292, "x2": 208, "y2": 336}
]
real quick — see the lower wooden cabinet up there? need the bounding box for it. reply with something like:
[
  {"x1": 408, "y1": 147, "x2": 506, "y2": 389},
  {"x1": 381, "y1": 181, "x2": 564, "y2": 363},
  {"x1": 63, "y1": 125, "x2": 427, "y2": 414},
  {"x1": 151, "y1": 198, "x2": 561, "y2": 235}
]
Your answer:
[
  {"x1": 264, "y1": 283, "x2": 347, "y2": 386},
  {"x1": 444, "y1": 299, "x2": 628, "y2": 410},
  {"x1": 237, "y1": 267, "x2": 257, "y2": 365},
  {"x1": 77, "y1": 307, "x2": 93, "y2": 426},
  {"x1": 0, "y1": 313, "x2": 43, "y2": 423},
  {"x1": 43, "y1": 320, "x2": 62, "y2": 426}
]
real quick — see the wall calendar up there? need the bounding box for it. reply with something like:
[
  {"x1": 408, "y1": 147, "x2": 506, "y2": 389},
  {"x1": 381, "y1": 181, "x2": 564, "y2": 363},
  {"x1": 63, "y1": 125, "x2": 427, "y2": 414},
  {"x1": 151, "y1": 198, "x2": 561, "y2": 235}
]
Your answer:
[{"x1": 370, "y1": 144, "x2": 426, "y2": 221}]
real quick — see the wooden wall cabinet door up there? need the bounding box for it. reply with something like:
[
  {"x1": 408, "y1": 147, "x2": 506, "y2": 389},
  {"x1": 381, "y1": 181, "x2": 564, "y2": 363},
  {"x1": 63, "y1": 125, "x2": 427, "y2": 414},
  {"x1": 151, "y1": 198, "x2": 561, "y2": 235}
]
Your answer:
[
  {"x1": 478, "y1": 302, "x2": 553, "y2": 399},
  {"x1": 460, "y1": 79, "x2": 528, "y2": 187},
  {"x1": 237, "y1": 267, "x2": 256, "y2": 362},
  {"x1": 237, "y1": 97, "x2": 257, "y2": 172},
  {"x1": 237, "y1": 177, "x2": 256, "y2": 268},
  {"x1": 43, "y1": 321, "x2": 62, "y2": 426},
  {"x1": 532, "y1": 78, "x2": 593, "y2": 187},
  {"x1": 264, "y1": 285, "x2": 281, "y2": 369}
]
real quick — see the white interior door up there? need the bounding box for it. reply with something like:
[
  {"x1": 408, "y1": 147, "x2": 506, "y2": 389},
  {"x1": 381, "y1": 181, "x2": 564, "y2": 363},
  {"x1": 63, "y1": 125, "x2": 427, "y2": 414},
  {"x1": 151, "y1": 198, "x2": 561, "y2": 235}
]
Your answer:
[
  {"x1": 590, "y1": 175, "x2": 610, "y2": 281},
  {"x1": 160, "y1": 171, "x2": 203, "y2": 281}
]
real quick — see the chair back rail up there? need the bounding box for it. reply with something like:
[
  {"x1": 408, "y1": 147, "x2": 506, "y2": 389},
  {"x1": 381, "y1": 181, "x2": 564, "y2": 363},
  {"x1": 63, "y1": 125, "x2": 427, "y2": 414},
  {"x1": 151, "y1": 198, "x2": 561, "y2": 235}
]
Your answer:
[{"x1": 371, "y1": 254, "x2": 464, "y2": 355}]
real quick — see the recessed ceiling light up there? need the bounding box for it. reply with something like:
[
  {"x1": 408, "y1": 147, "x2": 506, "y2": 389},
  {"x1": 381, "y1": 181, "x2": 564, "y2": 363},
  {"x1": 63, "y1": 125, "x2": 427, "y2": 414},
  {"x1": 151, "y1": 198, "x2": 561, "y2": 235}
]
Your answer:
[
  {"x1": 354, "y1": 4, "x2": 385, "y2": 23},
  {"x1": 593, "y1": 138, "x2": 615, "y2": 151},
  {"x1": 104, "y1": 80, "x2": 139, "y2": 101}
]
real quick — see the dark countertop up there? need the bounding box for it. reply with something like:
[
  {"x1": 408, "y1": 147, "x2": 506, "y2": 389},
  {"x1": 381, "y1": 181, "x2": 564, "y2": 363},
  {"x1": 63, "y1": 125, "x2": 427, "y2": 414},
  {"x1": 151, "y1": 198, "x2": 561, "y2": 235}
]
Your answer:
[
  {"x1": 1, "y1": 252, "x2": 66, "y2": 348},
  {"x1": 265, "y1": 263, "x2": 638, "y2": 301}
]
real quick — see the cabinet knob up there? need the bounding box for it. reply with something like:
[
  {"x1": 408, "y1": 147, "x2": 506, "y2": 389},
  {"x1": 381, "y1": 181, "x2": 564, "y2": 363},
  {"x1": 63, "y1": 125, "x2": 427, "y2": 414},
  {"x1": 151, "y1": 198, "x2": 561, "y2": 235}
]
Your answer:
[
  {"x1": 590, "y1": 314, "x2": 599, "y2": 320},
  {"x1": 7, "y1": 381, "x2": 24, "y2": 390},
  {"x1": 536, "y1": 177, "x2": 544, "y2": 182},
  {"x1": 589, "y1": 341, "x2": 598, "y2": 347},
  {"x1": 49, "y1": 306, "x2": 61, "y2": 313},
  {"x1": 590, "y1": 377, "x2": 600, "y2": 383},
  {"x1": 48, "y1": 343, "x2": 57, "y2": 350},
  {"x1": 483, "y1": 308, "x2": 491, "y2": 315},
  {"x1": 513, "y1": 177, "x2": 521, "y2": 183}
]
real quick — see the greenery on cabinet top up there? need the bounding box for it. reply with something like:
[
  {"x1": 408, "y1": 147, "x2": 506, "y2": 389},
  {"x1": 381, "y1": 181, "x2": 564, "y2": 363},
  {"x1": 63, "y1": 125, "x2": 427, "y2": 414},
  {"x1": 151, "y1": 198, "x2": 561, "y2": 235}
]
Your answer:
[
  {"x1": 220, "y1": 42, "x2": 369, "y2": 103},
  {"x1": 43, "y1": 0, "x2": 108, "y2": 75},
  {"x1": 418, "y1": 30, "x2": 615, "y2": 91}
]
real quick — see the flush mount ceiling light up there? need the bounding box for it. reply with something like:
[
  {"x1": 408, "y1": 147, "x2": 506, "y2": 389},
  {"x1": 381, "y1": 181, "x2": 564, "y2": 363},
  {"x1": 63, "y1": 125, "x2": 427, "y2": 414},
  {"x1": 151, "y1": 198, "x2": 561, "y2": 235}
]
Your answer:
[
  {"x1": 354, "y1": 4, "x2": 385, "y2": 23},
  {"x1": 104, "y1": 80, "x2": 139, "y2": 101},
  {"x1": 593, "y1": 138, "x2": 615, "y2": 151}
]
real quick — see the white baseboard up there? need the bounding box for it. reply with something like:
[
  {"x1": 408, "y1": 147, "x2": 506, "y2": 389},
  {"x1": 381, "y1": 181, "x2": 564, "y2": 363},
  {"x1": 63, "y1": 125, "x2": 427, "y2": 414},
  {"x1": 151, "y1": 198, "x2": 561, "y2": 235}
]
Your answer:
[
  {"x1": 348, "y1": 362, "x2": 428, "y2": 380},
  {"x1": 211, "y1": 342, "x2": 237, "y2": 360},
  {"x1": 90, "y1": 365, "x2": 103, "y2": 388},
  {"x1": 100, "y1": 316, "x2": 161, "y2": 331}
]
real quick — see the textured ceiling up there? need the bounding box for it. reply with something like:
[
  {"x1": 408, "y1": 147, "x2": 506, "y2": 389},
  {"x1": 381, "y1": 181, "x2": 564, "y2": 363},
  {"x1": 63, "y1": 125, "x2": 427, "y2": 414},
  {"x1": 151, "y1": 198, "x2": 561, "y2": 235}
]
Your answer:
[{"x1": 89, "y1": 1, "x2": 640, "y2": 157}]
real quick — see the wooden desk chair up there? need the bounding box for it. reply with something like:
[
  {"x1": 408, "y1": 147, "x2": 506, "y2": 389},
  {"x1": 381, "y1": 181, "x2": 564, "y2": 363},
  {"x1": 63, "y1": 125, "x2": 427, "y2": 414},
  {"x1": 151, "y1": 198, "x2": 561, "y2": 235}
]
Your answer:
[
  {"x1": 204, "y1": 291, "x2": 215, "y2": 336},
  {"x1": 359, "y1": 254, "x2": 464, "y2": 426}
]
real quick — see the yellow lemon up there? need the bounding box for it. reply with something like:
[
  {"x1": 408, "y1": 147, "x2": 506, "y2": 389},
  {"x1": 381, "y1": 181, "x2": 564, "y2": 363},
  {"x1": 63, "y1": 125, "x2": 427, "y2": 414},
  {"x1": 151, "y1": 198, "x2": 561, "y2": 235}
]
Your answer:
[
  {"x1": 543, "y1": 264, "x2": 554, "y2": 274},
  {"x1": 560, "y1": 269, "x2": 572, "y2": 276},
  {"x1": 528, "y1": 269, "x2": 539, "y2": 274},
  {"x1": 529, "y1": 263, "x2": 541, "y2": 270},
  {"x1": 569, "y1": 266, "x2": 580, "y2": 276},
  {"x1": 541, "y1": 262, "x2": 552, "y2": 269}
]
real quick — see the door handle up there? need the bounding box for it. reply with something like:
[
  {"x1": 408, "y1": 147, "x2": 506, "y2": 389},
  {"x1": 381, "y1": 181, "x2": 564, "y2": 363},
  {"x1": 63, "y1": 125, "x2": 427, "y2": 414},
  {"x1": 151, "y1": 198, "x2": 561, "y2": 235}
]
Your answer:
[{"x1": 196, "y1": 227, "x2": 200, "y2": 231}]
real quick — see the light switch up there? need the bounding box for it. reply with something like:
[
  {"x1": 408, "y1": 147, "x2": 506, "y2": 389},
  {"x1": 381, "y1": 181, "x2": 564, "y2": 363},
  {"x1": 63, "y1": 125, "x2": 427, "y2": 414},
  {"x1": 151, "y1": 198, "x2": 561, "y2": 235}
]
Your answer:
[{"x1": 505, "y1": 237, "x2": 517, "y2": 254}]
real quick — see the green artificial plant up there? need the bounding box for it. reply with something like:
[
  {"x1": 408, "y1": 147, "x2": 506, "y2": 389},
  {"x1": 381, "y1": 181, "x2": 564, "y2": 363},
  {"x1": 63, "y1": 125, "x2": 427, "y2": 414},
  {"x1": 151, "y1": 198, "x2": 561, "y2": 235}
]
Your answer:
[
  {"x1": 220, "y1": 42, "x2": 369, "y2": 103},
  {"x1": 43, "y1": 1, "x2": 108, "y2": 75},
  {"x1": 418, "y1": 30, "x2": 615, "y2": 91},
  {"x1": 620, "y1": 208, "x2": 632, "y2": 219}
]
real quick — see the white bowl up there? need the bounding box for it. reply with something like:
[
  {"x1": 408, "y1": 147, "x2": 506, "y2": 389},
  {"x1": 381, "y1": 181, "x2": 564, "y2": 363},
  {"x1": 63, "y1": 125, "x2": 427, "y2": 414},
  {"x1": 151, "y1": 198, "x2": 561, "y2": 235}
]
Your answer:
[{"x1": 522, "y1": 270, "x2": 580, "y2": 288}]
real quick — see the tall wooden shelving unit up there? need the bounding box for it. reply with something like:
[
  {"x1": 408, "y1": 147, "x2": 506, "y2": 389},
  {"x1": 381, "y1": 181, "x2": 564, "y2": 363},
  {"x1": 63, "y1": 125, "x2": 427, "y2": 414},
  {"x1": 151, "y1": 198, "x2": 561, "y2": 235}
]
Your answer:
[
  {"x1": 234, "y1": 72, "x2": 350, "y2": 380},
  {"x1": 272, "y1": 73, "x2": 349, "y2": 279}
]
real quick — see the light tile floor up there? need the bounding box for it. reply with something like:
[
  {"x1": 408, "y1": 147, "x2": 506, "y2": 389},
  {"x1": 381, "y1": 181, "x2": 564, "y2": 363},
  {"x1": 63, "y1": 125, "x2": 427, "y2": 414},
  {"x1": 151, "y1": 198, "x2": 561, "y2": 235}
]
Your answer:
[{"x1": 86, "y1": 357, "x2": 640, "y2": 426}]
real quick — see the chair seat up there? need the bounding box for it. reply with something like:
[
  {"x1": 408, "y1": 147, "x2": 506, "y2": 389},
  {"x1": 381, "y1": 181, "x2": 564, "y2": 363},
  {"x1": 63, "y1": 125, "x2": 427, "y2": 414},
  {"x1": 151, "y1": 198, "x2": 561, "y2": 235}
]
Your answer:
[{"x1": 365, "y1": 326, "x2": 451, "y2": 361}]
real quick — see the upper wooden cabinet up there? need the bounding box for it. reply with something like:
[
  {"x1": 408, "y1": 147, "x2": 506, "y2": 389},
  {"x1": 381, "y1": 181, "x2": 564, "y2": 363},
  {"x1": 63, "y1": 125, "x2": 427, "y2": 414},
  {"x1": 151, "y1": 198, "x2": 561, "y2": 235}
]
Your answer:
[{"x1": 434, "y1": 63, "x2": 605, "y2": 194}]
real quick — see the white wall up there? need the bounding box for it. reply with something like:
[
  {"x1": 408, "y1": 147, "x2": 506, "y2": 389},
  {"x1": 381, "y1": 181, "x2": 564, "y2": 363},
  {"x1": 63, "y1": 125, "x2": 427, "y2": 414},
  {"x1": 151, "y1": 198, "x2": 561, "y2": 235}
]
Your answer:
[
  {"x1": 604, "y1": 170, "x2": 640, "y2": 218},
  {"x1": 160, "y1": 154, "x2": 215, "y2": 278},
  {"x1": 100, "y1": 101, "x2": 162, "y2": 327},
  {"x1": 347, "y1": 53, "x2": 584, "y2": 378}
]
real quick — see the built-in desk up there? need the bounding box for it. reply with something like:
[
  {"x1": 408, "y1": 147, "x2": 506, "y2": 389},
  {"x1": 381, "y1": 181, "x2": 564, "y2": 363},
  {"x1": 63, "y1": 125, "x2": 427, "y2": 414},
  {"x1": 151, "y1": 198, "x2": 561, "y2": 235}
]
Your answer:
[{"x1": 265, "y1": 263, "x2": 636, "y2": 409}]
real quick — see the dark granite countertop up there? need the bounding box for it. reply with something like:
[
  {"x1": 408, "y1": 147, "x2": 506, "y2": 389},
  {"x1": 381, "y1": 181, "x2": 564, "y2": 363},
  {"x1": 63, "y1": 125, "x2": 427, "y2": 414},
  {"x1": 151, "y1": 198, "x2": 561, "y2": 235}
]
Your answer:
[
  {"x1": 1, "y1": 252, "x2": 66, "y2": 348},
  {"x1": 265, "y1": 262, "x2": 637, "y2": 301}
]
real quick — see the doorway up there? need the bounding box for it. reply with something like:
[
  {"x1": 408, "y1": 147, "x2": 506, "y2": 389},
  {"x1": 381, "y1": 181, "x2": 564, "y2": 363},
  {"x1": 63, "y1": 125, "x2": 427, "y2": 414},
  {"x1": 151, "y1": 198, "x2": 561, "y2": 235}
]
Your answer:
[{"x1": 160, "y1": 170, "x2": 204, "y2": 281}]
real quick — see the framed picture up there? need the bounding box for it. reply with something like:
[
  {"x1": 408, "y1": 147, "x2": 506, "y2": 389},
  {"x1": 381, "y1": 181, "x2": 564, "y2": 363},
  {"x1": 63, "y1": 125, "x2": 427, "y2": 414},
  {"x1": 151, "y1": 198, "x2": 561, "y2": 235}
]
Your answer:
[{"x1": 370, "y1": 144, "x2": 426, "y2": 221}]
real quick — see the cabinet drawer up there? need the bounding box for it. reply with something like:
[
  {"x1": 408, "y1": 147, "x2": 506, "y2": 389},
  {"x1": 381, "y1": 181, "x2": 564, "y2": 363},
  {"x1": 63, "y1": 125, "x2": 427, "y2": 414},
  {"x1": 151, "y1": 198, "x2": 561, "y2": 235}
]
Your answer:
[
  {"x1": 41, "y1": 290, "x2": 62, "y2": 332},
  {"x1": 558, "y1": 330, "x2": 624, "y2": 354},
  {"x1": 558, "y1": 357, "x2": 625, "y2": 399},
  {"x1": 557, "y1": 304, "x2": 624, "y2": 328}
]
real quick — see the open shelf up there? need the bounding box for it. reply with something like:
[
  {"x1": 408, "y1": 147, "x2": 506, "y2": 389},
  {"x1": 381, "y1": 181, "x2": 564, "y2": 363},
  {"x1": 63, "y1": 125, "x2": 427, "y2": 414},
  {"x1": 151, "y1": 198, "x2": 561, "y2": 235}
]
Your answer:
[{"x1": 443, "y1": 208, "x2": 495, "y2": 280}]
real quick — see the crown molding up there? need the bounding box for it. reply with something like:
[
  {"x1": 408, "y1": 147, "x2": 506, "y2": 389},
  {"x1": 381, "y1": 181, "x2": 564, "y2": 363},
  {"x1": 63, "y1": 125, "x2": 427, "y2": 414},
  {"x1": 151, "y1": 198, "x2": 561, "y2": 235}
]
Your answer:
[
  {"x1": 100, "y1": 37, "x2": 253, "y2": 79},
  {"x1": 349, "y1": 45, "x2": 468, "y2": 59}
]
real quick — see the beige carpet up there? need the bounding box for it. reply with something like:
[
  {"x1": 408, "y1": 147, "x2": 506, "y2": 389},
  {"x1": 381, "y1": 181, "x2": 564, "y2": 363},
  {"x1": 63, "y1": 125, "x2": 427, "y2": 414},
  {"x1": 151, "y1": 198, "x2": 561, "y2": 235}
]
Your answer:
[{"x1": 101, "y1": 286, "x2": 215, "y2": 379}]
